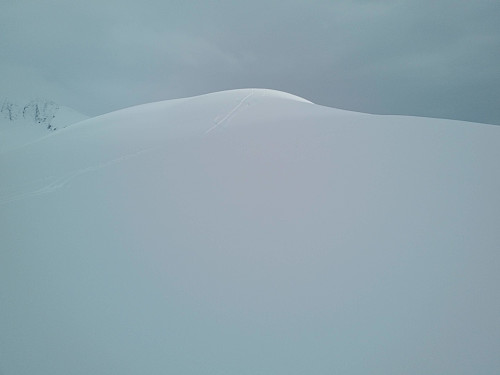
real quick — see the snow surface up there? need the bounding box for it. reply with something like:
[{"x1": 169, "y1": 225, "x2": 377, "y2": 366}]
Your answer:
[{"x1": 1, "y1": 88, "x2": 499, "y2": 374}]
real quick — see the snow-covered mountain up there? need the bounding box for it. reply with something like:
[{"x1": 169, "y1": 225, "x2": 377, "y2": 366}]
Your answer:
[
  {"x1": 1, "y1": 89, "x2": 499, "y2": 375},
  {"x1": 0, "y1": 97, "x2": 88, "y2": 152}
]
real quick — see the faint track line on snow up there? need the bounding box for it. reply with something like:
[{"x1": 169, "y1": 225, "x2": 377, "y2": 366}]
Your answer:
[
  {"x1": 205, "y1": 89, "x2": 254, "y2": 134},
  {"x1": 0, "y1": 148, "x2": 152, "y2": 206}
]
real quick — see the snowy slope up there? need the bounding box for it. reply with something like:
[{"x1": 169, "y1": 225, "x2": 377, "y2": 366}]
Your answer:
[
  {"x1": 1, "y1": 89, "x2": 499, "y2": 375},
  {"x1": 0, "y1": 98, "x2": 88, "y2": 152}
]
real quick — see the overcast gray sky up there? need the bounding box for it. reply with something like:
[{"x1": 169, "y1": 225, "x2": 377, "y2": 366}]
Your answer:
[{"x1": 1, "y1": 0, "x2": 499, "y2": 124}]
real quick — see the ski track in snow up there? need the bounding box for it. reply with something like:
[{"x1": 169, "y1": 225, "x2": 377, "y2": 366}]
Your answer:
[
  {"x1": 205, "y1": 89, "x2": 254, "y2": 134},
  {"x1": 0, "y1": 148, "x2": 152, "y2": 206}
]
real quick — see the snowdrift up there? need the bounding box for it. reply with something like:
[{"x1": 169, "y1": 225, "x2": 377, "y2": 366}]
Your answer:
[{"x1": 1, "y1": 89, "x2": 499, "y2": 374}]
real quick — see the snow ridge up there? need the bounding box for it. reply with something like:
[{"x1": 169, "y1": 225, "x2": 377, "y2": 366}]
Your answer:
[{"x1": 1, "y1": 88, "x2": 499, "y2": 375}]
